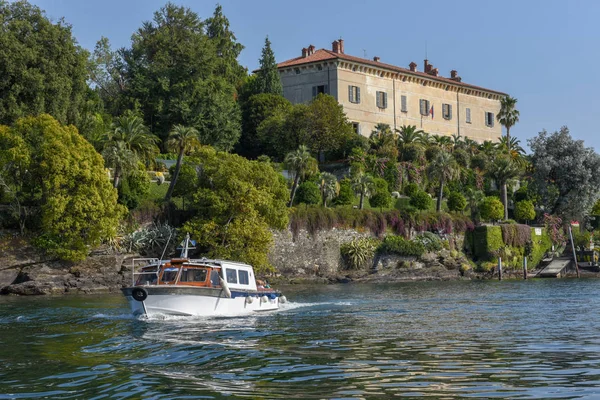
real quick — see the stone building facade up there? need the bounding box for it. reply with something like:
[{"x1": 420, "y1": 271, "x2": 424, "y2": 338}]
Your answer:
[{"x1": 277, "y1": 39, "x2": 505, "y2": 142}]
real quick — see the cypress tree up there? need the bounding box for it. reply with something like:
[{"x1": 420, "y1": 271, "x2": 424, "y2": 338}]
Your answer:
[{"x1": 256, "y1": 36, "x2": 283, "y2": 96}]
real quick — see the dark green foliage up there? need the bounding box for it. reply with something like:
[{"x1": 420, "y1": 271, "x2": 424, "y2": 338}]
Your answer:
[
  {"x1": 425, "y1": 145, "x2": 441, "y2": 162},
  {"x1": 470, "y1": 154, "x2": 488, "y2": 170},
  {"x1": 404, "y1": 183, "x2": 419, "y2": 197},
  {"x1": 514, "y1": 200, "x2": 536, "y2": 222},
  {"x1": 447, "y1": 191, "x2": 467, "y2": 212},
  {"x1": 500, "y1": 223, "x2": 532, "y2": 247},
  {"x1": 401, "y1": 143, "x2": 425, "y2": 162},
  {"x1": 295, "y1": 181, "x2": 321, "y2": 205},
  {"x1": 383, "y1": 160, "x2": 400, "y2": 192},
  {"x1": 255, "y1": 36, "x2": 283, "y2": 96},
  {"x1": 333, "y1": 179, "x2": 355, "y2": 205},
  {"x1": 379, "y1": 235, "x2": 425, "y2": 257},
  {"x1": 467, "y1": 226, "x2": 504, "y2": 260},
  {"x1": 480, "y1": 196, "x2": 504, "y2": 221},
  {"x1": 118, "y1": 167, "x2": 151, "y2": 210},
  {"x1": 514, "y1": 186, "x2": 530, "y2": 203},
  {"x1": 369, "y1": 178, "x2": 392, "y2": 209},
  {"x1": 0, "y1": 1, "x2": 88, "y2": 126},
  {"x1": 453, "y1": 149, "x2": 470, "y2": 168},
  {"x1": 410, "y1": 191, "x2": 433, "y2": 210}
]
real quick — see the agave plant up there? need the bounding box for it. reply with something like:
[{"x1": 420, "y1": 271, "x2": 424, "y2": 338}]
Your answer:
[{"x1": 341, "y1": 238, "x2": 377, "y2": 269}]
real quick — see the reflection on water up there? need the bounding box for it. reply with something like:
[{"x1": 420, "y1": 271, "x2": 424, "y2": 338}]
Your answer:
[{"x1": 1, "y1": 280, "x2": 600, "y2": 398}]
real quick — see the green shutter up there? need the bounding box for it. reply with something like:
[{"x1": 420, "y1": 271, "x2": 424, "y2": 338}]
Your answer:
[
  {"x1": 356, "y1": 87, "x2": 361, "y2": 103},
  {"x1": 348, "y1": 85, "x2": 353, "y2": 102},
  {"x1": 449, "y1": 105, "x2": 452, "y2": 120},
  {"x1": 383, "y1": 92, "x2": 388, "y2": 108},
  {"x1": 401, "y1": 95, "x2": 407, "y2": 112},
  {"x1": 376, "y1": 91, "x2": 381, "y2": 108}
]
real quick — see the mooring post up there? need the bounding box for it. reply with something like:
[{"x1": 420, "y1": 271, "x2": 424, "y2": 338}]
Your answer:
[
  {"x1": 523, "y1": 256, "x2": 528, "y2": 280},
  {"x1": 498, "y1": 257, "x2": 503, "y2": 281},
  {"x1": 568, "y1": 226, "x2": 580, "y2": 278}
]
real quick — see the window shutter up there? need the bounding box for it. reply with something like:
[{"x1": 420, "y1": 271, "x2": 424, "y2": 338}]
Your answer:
[
  {"x1": 491, "y1": 114, "x2": 494, "y2": 127},
  {"x1": 357, "y1": 123, "x2": 362, "y2": 135},
  {"x1": 448, "y1": 105, "x2": 452, "y2": 120},
  {"x1": 348, "y1": 86, "x2": 353, "y2": 102},
  {"x1": 420, "y1": 99, "x2": 425, "y2": 115},
  {"x1": 466, "y1": 108, "x2": 471, "y2": 123},
  {"x1": 376, "y1": 91, "x2": 381, "y2": 108},
  {"x1": 312, "y1": 86, "x2": 317, "y2": 98},
  {"x1": 426, "y1": 100, "x2": 430, "y2": 114},
  {"x1": 401, "y1": 95, "x2": 407, "y2": 112},
  {"x1": 383, "y1": 92, "x2": 388, "y2": 108},
  {"x1": 356, "y1": 87, "x2": 361, "y2": 103}
]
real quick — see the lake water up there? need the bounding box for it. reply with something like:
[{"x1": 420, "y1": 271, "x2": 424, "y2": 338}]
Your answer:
[{"x1": 1, "y1": 280, "x2": 600, "y2": 399}]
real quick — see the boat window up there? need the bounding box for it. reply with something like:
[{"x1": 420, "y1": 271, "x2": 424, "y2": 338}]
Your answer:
[
  {"x1": 226, "y1": 268, "x2": 238, "y2": 284},
  {"x1": 161, "y1": 267, "x2": 179, "y2": 283},
  {"x1": 210, "y1": 270, "x2": 220, "y2": 286},
  {"x1": 238, "y1": 270, "x2": 249, "y2": 285},
  {"x1": 179, "y1": 268, "x2": 208, "y2": 282}
]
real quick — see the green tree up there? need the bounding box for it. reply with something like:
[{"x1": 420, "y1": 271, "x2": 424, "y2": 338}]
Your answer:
[
  {"x1": 333, "y1": 179, "x2": 355, "y2": 206},
  {"x1": 305, "y1": 94, "x2": 355, "y2": 156},
  {"x1": 480, "y1": 196, "x2": 504, "y2": 222},
  {"x1": 255, "y1": 36, "x2": 283, "y2": 96},
  {"x1": 515, "y1": 200, "x2": 535, "y2": 223},
  {"x1": 0, "y1": 1, "x2": 88, "y2": 126},
  {"x1": 396, "y1": 125, "x2": 424, "y2": 145},
  {"x1": 427, "y1": 151, "x2": 459, "y2": 212},
  {"x1": 318, "y1": 172, "x2": 339, "y2": 207},
  {"x1": 181, "y1": 147, "x2": 289, "y2": 272},
  {"x1": 465, "y1": 188, "x2": 484, "y2": 222},
  {"x1": 295, "y1": 181, "x2": 321, "y2": 205},
  {"x1": 369, "y1": 178, "x2": 392, "y2": 210},
  {"x1": 352, "y1": 172, "x2": 375, "y2": 210},
  {"x1": 87, "y1": 36, "x2": 126, "y2": 115},
  {"x1": 369, "y1": 123, "x2": 398, "y2": 159},
  {"x1": 0, "y1": 115, "x2": 125, "y2": 260},
  {"x1": 410, "y1": 191, "x2": 433, "y2": 210},
  {"x1": 497, "y1": 95, "x2": 520, "y2": 151},
  {"x1": 487, "y1": 156, "x2": 520, "y2": 220},
  {"x1": 164, "y1": 125, "x2": 201, "y2": 203},
  {"x1": 447, "y1": 191, "x2": 467, "y2": 212},
  {"x1": 284, "y1": 145, "x2": 316, "y2": 207}
]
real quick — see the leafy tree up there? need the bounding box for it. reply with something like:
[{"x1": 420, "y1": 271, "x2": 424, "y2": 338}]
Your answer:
[
  {"x1": 118, "y1": 163, "x2": 151, "y2": 209},
  {"x1": 284, "y1": 145, "x2": 316, "y2": 206},
  {"x1": 480, "y1": 196, "x2": 504, "y2": 222},
  {"x1": 0, "y1": 1, "x2": 88, "y2": 126},
  {"x1": 515, "y1": 200, "x2": 535, "y2": 223},
  {"x1": 427, "y1": 151, "x2": 459, "y2": 212},
  {"x1": 396, "y1": 125, "x2": 424, "y2": 145},
  {"x1": 306, "y1": 94, "x2": 355, "y2": 156},
  {"x1": 465, "y1": 188, "x2": 484, "y2": 222},
  {"x1": 497, "y1": 95, "x2": 520, "y2": 151},
  {"x1": 352, "y1": 172, "x2": 375, "y2": 210},
  {"x1": 0, "y1": 115, "x2": 125, "y2": 260},
  {"x1": 295, "y1": 181, "x2": 321, "y2": 205},
  {"x1": 447, "y1": 191, "x2": 467, "y2": 212},
  {"x1": 369, "y1": 178, "x2": 392, "y2": 210},
  {"x1": 401, "y1": 143, "x2": 425, "y2": 163},
  {"x1": 333, "y1": 178, "x2": 355, "y2": 206},
  {"x1": 87, "y1": 37, "x2": 126, "y2": 115},
  {"x1": 528, "y1": 127, "x2": 600, "y2": 220},
  {"x1": 404, "y1": 182, "x2": 419, "y2": 197},
  {"x1": 181, "y1": 147, "x2": 289, "y2": 272},
  {"x1": 410, "y1": 190, "x2": 433, "y2": 210},
  {"x1": 164, "y1": 125, "x2": 201, "y2": 203},
  {"x1": 318, "y1": 172, "x2": 339, "y2": 207},
  {"x1": 487, "y1": 156, "x2": 520, "y2": 220},
  {"x1": 369, "y1": 123, "x2": 397, "y2": 159},
  {"x1": 255, "y1": 36, "x2": 283, "y2": 96}
]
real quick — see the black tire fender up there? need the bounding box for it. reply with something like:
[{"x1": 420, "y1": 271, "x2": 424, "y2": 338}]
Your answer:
[{"x1": 131, "y1": 287, "x2": 148, "y2": 302}]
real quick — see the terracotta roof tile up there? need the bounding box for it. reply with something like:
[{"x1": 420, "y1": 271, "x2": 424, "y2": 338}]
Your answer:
[{"x1": 276, "y1": 49, "x2": 506, "y2": 96}]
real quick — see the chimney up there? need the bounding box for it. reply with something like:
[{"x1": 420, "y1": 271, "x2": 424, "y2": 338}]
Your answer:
[
  {"x1": 373, "y1": 56, "x2": 380, "y2": 62},
  {"x1": 424, "y1": 59, "x2": 431, "y2": 73},
  {"x1": 409, "y1": 62, "x2": 417, "y2": 72},
  {"x1": 431, "y1": 68, "x2": 439, "y2": 77},
  {"x1": 450, "y1": 70, "x2": 462, "y2": 82},
  {"x1": 308, "y1": 44, "x2": 315, "y2": 55},
  {"x1": 302, "y1": 47, "x2": 308, "y2": 58},
  {"x1": 332, "y1": 40, "x2": 340, "y2": 53},
  {"x1": 338, "y1": 39, "x2": 344, "y2": 54}
]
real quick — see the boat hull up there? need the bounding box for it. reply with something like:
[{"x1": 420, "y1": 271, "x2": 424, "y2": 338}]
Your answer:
[{"x1": 121, "y1": 286, "x2": 280, "y2": 317}]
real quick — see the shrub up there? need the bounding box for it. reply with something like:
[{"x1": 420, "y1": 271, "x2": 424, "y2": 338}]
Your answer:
[
  {"x1": 480, "y1": 196, "x2": 503, "y2": 222},
  {"x1": 515, "y1": 200, "x2": 535, "y2": 223},
  {"x1": 341, "y1": 238, "x2": 378, "y2": 269},
  {"x1": 295, "y1": 181, "x2": 321, "y2": 205},
  {"x1": 413, "y1": 231, "x2": 442, "y2": 252},
  {"x1": 410, "y1": 191, "x2": 432, "y2": 210},
  {"x1": 404, "y1": 183, "x2": 419, "y2": 197},
  {"x1": 401, "y1": 143, "x2": 425, "y2": 162},
  {"x1": 453, "y1": 149, "x2": 470, "y2": 168},
  {"x1": 333, "y1": 179, "x2": 355, "y2": 205},
  {"x1": 425, "y1": 145, "x2": 441, "y2": 162},
  {"x1": 500, "y1": 223, "x2": 532, "y2": 247},
  {"x1": 379, "y1": 235, "x2": 425, "y2": 257},
  {"x1": 447, "y1": 191, "x2": 467, "y2": 212},
  {"x1": 369, "y1": 178, "x2": 392, "y2": 209}
]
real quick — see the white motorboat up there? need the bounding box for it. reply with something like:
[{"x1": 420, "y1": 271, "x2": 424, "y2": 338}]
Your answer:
[{"x1": 121, "y1": 235, "x2": 286, "y2": 317}]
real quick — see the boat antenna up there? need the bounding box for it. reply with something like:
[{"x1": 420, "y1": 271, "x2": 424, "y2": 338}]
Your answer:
[{"x1": 158, "y1": 229, "x2": 173, "y2": 266}]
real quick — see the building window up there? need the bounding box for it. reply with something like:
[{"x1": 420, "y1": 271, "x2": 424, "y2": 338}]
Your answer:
[
  {"x1": 376, "y1": 91, "x2": 388, "y2": 109},
  {"x1": 401, "y1": 95, "x2": 407, "y2": 112},
  {"x1": 352, "y1": 122, "x2": 361, "y2": 135},
  {"x1": 348, "y1": 85, "x2": 361, "y2": 104},
  {"x1": 294, "y1": 68, "x2": 301, "y2": 74},
  {"x1": 238, "y1": 270, "x2": 249, "y2": 285},
  {"x1": 312, "y1": 85, "x2": 328, "y2": 98},
  {"x1": 485, "y1": 112, "x2": 495, "y2": 127},
  {"x1": 419, "y1": 99, "x2": 430, "y2": 116},
  {"x1": 466, "y1": 108, "x2": 471, "y2": 123},
  {"x1": 442, "y1": 104, "x2": 452, "y2": 120}
]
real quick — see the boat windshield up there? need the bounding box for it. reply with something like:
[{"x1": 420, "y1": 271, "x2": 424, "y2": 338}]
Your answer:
[
  {"x1": 180, "y1": 268, "x2": 208, "y2": 283},
  {"x1": 161, "y1": 267, "x2": 179, "y2": 283}
]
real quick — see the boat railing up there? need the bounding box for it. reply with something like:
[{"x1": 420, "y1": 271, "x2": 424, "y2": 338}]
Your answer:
[{"x1": 131, "y1": 258, "x2": 161, "y2": 286}]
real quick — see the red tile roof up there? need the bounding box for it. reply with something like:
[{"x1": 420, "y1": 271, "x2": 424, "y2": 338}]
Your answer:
[{"x1": 277, "y1": 49, "x2": 506, "y2": 96}]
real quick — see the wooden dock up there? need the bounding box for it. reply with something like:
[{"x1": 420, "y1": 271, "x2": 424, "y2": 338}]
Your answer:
[{"x1": 537, "y1": 257, "x2": 572, "y2": 278}]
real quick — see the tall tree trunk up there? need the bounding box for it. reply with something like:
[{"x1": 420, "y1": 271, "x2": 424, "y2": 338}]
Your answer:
[
  {"x1": 437, "y1": 180, "x2": 444, "y2": 212},
  {"x1": 502, "y1": 182, "x2": 508, "y2": 220},
  {"x1": 165, "y1": 149, "x2": 184, "y2": 203},
  {"x1": 359, "y1": 191, "x2": 365, "y2": 210},
  {"x1": 113, "y1": 166, "x2": 121, "y2": 188},
  {"x1": 288, "y1": 173, "x2": 300, "y2": 207},
  {"x1": 506, "y1": 127, "x2": 511, "y2": 152}
]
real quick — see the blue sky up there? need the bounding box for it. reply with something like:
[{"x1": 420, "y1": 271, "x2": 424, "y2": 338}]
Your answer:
[{"x1": 29, "y1": 0, "x2": 600, "y2": 151}]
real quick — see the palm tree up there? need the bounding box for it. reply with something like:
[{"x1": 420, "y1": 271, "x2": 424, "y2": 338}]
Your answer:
[
  {"x1": 285, "y1": 145, "x2": 314, "y2": 207},
  {"x1": 479, "y1": 140, "x2": 498, "y2": 159},
  {"x1": 369, "y1": 123, "x2": 397, "y2": 159},
  {"x1": 487, "y1": 156, "x2": 521, "y2": 220},
  {"x1": 164, "y1": 125, "x2": 201, "y2": 203},
  {"x1": 352, "y1": 172, "x2": 375, "y2": 210},
  {"x1": 427, "y1": 151, "x2": 460, "y2": 212},
  {"x1": 432, "y1": 134, "x2": 453, "y2": 151},
  {"x1": 417, "y1": 131, "x2": 434, "y2": 146},
  {"x1": 396, "y1": 125, "x2": 424, "y2": 145},
  {"x1": 102, "y1": 141, "x2": 137, "y2": 188},
  {"x1": 104, "y1": 113, "x2": 159, "y2": 164},
  {"x1": 319, "y1": 172, "x2": 339, "y2": 207},
  {"x1": 465, "y1": 187, "x2": 484, "y2": 222},
  {"x1": 497, "y1": 95, "x2": 520, "y2": 151}
]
